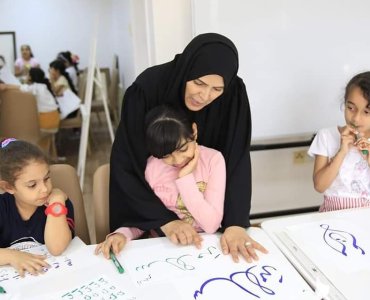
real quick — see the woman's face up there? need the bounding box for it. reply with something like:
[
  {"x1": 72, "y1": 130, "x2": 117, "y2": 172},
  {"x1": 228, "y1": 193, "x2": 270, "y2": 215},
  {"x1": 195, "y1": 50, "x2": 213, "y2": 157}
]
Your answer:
[
  {"x1": 184, "y1": 74, "x2": 224, "y2": 111},
  {"x1": 21, "y1": 46, "x2": 31, "y2": 60}
]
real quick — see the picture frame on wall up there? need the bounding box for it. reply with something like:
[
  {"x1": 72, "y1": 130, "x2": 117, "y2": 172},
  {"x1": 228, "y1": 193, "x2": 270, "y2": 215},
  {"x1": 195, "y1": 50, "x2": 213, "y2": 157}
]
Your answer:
[{"x1": 0, "y1": 31, "x2": 17, "y2": 72}]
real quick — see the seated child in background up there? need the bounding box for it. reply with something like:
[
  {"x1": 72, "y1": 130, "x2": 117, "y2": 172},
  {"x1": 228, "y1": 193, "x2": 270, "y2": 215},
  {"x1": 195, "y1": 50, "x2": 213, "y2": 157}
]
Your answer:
[
  {"x1": 0, "y1": 55, "x2": 20, "y2": 85},
  {"x1": 308, "y1": 71, "x2": 370, "y2": 212},
  {"x1": 14, "y1": 44, "x2": 40, "y2": 83},
  {"x1": 49, "y1": 59, "x2": 80, "y2": 119},
  {"x1": 0, "y1": 139, "x2": 74, "y2": 276},
  {"x1": 57, "y1": 51, "x2": 79, "y2": 92},
  {"x1": 96, "y1": 105, "x2": 226, "y2": 258},
  {"x1": 0, "y1": 68, "x2": 60, "y2": 131},
  {"x1": 48, "y1": 59, "x2": 77, "y2": 97}
]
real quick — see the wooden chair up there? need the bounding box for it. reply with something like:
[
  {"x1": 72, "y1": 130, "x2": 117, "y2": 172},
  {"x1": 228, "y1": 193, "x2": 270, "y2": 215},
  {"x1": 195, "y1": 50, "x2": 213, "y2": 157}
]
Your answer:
[
  {"x1": 0, "y1": 89, "x2": 40, "y2": 143},
  {"x1": 0, "y1": 89, "x2": 53, "y2": 155},
  {"x1": 50, "y1": 164, "x2": 91, "y2": 244},
  {"x1": 93, "y1": 163, "x2": 110, "y2": 243}
]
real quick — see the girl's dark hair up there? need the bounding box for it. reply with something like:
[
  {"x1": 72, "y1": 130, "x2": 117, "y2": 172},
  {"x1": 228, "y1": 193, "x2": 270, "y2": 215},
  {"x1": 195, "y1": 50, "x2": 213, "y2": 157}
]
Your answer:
[
  {"x1": 0, "y1": 139, "x2": 49, "y2": 186},
  {"x1": 29, "y1": 67, "x2": 55, "y2": 97},
  {"x1": 49, "y1": 59, "x2": 78, "y2": 95},
  {"x1": 145, "y1": 105, "x2": 195, "y2": 158},
  {"x1": 345, "y1": 71, "x2": 370, "y2": 105},
  {"x1": 57, "y1": 51, "x2": 79, "y2": 72}
]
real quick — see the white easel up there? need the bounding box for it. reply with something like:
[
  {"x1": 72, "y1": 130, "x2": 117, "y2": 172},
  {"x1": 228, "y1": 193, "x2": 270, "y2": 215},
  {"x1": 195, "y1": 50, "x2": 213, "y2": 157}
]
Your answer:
[{"x1": 77, "y1": 37, "x2": 115, "y2": 190}]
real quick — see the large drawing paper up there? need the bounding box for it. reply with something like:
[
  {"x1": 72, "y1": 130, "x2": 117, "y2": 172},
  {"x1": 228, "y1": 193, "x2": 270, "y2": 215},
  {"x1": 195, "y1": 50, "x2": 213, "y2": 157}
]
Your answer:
[
  {"x1": 120, "y1": 228, "x2": 315, "y2": 299},
  {"x1": 285, "y1": 219, "x2": 370, "y2": 300}
]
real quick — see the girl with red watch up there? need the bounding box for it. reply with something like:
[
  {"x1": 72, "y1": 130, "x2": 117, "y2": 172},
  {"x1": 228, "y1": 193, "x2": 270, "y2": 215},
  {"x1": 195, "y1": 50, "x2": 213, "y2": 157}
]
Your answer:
[{"x1": 0, "y1": 138, "x2": 74, "y2": 277}]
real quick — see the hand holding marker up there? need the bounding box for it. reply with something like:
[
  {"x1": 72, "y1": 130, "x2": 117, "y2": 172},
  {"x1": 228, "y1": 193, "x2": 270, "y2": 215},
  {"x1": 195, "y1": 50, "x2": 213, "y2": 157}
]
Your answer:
[
  {"x1": 110, "y1": 249, "x2": 124, "y2": 274},
  {"x1": 351, "y1": 123, "x2": 370, "y2": 155}
]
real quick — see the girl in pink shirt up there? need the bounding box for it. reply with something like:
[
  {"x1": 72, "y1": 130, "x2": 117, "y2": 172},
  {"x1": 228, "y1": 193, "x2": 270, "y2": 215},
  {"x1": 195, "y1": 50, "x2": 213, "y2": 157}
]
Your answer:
[{"x1": 96, "y1": 105, "x2": 226, "y2": 258}]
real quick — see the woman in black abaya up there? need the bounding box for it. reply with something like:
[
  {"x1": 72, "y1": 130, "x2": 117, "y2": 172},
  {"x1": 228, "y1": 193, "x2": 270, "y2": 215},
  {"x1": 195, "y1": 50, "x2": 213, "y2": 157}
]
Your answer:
[{"x1": 109, "y1": 33, "x2": 267, "y2": 262}]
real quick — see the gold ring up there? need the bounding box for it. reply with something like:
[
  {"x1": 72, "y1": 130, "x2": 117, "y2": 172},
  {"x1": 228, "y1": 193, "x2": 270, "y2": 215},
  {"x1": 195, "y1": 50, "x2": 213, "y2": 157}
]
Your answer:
[{"x1": 245, "y1": 241, "x2": 252, "y2": 247}]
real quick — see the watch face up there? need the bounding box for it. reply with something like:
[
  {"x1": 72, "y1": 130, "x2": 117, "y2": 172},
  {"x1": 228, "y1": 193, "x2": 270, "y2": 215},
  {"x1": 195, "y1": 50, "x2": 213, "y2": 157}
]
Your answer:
[
  {"x1": 45, "y1": 202, "x2": 67, "y2": 217},
  {"x1": 53, "y1": 204, "x2": 63, "y2": 214}
]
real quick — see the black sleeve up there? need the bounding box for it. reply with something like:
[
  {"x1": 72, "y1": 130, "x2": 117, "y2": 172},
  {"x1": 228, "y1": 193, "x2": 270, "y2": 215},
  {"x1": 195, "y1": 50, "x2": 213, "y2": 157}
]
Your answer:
[
  {"x1": 65, "y1": 199, "x2": 75, "y2": 238},
  {"x1": 109, "y1": 84, "x2": 178, "y2": 232},
  {"x1": 220, "y1": 79, "x2": 252, "y2": 229}
]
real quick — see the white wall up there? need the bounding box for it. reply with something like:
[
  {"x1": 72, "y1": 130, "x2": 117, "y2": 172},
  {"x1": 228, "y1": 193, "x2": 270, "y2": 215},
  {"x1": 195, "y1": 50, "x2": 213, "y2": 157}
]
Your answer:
[
  {"x1": 0, "y1": 0, "x2": 118, "y2": 74},
  {"x1": 193, "y1": 0, "x2": 370, "y2": 139},
  {"x1": 0, "y1": 0, "x2": 193, "y2": 90},
  {"x1": 111, "y1": 0, "x2": 136, "y2": 88},
  {"x1": 150, "y1": 0, "x2": 192, "y2": 65}
]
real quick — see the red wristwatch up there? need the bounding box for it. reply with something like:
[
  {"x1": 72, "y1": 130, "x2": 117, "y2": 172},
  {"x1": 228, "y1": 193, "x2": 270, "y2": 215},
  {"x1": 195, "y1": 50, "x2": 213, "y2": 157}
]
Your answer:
[{"x1": 45, "y1": 202, "x2": 68, "y2": 217}]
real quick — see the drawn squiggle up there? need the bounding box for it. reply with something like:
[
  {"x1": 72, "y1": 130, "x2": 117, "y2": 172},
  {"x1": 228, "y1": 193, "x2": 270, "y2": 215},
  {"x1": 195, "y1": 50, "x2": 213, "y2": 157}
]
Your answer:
[
  {"x1": 320, "y1": 224, "x2": 366, "y2": 256},
  {"x1": 194, "y1": 265, "x2": 283, "y2": 299},
  {"x1": 136, "y1": 254, "x2": 195, "y2": 271}
]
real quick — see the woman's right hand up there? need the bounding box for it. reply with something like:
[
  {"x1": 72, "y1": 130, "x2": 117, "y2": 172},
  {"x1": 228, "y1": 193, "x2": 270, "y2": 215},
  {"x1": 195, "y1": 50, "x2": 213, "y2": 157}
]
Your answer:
[
  {"x1": 94, "y1": 233, "x2": 127, "y2": 259},
  {"x1": 161, "y1": 220, "x2": 202, "y2": 248},
  {"x1": 7, "y1": 249, "x2": 49, "y2": 277}
]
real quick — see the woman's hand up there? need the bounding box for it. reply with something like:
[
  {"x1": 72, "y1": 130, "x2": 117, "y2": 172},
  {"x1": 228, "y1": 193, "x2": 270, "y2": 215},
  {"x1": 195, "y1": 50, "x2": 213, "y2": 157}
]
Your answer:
[
  {"x1": 220, "y1": 226, "x2": 268, "y2": 263},
  {"x1": 161, "y1": 220, "x2": 203, "y2": 248},
  {"x1": 95, "y1": 233, "x2": 127, "y2": 259},
  {"x1": 7, "y1": 249, "x2": 49, "y2": 277},
  {"x1": 178, "y1": 143, "x2": 200, "y2": 178}
]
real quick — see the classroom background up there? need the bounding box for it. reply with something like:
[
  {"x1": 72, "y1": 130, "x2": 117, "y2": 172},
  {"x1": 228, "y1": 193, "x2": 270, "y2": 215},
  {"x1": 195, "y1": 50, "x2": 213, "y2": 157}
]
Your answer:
[{"x1": 2, "y1": 0, "x2": 370, "y2": 242}]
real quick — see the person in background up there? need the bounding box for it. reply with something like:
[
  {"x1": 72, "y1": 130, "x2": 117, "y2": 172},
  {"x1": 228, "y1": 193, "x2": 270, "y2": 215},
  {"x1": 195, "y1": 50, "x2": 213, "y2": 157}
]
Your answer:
[
  {"x1": 0, "y1": 139, "x2": 74, "y2": 276},
  {"x1": 308, "y1": 71, "x2": 370, "y2": 211},
  {"x1": 96, "y1": 105, "x2": 226, "y2": 258},
  {"x1": 48, "y1": 59, "x2": 77, "y2": 97},
  {"x1": 109, "y1": 33, "x2": 268, "y2": 263},
  {"x1": 57, "y1": 51, "x2": 79, "y2": 92},
  {"x1": 14, "y1": 45, "x2": 39, "y2": 83},
  {"x1": 0, "y1": 68, "x2": 60, "y2": 131},
  {"x1": 49, "y1": 60, "x2": 80, "y2": 119},
  {"x1": 0, "y1": 55, "x2": 20, "y2": 85}
]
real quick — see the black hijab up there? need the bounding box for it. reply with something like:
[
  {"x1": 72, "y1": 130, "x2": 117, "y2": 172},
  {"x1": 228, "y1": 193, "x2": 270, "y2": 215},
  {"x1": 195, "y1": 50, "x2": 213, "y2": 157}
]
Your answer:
[{"x1": 110, "y1": 33, "x2": 252, "y2": 232}]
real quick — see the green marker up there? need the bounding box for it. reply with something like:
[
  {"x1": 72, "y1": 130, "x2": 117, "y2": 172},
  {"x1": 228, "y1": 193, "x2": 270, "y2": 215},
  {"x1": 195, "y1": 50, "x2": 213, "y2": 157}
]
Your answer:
[
  {"x1": 109, "y1": 249, "x2": 125, "y2": 274},
  {"x1": 350, "y1": 123, "x2": 368, "y2": 155},
  {"x1": 0, "y1": 286, "x2": 6, "y2": 294}
]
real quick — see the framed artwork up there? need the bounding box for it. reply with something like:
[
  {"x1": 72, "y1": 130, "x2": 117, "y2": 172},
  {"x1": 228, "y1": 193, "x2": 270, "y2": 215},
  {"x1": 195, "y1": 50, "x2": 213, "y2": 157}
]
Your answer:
[{"x1": 0, "y1": 32, "x2": 17, "y2": 72}]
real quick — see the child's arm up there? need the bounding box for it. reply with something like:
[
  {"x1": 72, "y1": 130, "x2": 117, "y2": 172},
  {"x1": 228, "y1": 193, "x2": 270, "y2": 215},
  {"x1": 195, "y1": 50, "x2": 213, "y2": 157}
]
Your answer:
[
  {"x1": 0, "y1": 83, "x2": 20, "y2": 91},
  {"x1": 44, "y1": 188, "x2": 72, "y2": 256},
  {"x1": 52, "y1": 84, "x2": 64, "y2": 97},
  {"x1": 176, "y1": 147, "x2": 226, "y2": 233},
  {"x1": 313, "y1": 126, "x2": 355, "y2": 192},
  {"x1": 0, "y1": 248, "x2": 49, "y2": 277},
  {"x1": 94, "y1": 227, "x2": 144, "y2": 259}
]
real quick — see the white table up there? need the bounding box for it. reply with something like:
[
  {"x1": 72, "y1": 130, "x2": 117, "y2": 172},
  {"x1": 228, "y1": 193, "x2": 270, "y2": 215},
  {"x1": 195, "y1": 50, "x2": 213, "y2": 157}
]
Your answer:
[
  {"x1": 261, "y1": 207, "x2": 370, "y2": 300},
  {"x1": 0, "y1": 228, "x2": 316, "y2": 300}
]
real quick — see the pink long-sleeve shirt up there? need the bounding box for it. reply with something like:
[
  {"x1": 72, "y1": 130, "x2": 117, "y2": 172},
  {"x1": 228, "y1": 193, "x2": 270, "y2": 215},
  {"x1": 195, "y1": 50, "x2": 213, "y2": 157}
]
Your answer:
[{"x1": 114, "y1": 145, "x2": 226, "y2": 240}]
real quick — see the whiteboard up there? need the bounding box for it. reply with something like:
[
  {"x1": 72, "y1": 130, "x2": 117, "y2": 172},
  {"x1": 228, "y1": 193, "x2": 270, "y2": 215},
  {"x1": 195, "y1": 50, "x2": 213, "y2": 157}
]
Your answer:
[{"x1": 192, "y1": 0, "x2": 370, "y2": 139}]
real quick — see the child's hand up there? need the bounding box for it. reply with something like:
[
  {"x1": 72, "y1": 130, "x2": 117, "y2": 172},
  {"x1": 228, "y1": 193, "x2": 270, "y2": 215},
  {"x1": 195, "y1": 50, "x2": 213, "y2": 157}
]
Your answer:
[
  {"x1": 355, "y1": 137, "x2": 370, "y2": 163},
  {"x1": 47, "y1": 188, "x2": 67, "y2": 205},
  {"x1": 178, "y1": 143, "x2": 199, "y2": 178},
  {"x1": 161, "y1": 220, "x2": 203, "y2": 249},
  {"x1": 340, "y1": 126, "x2": 357, "y2": 153},
  {"x1": 95, "y1": 233, "x2": 127, "y2": 259},
  {"x1": 7, "y1": 249, "x2": 50, "y2": 277}
]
